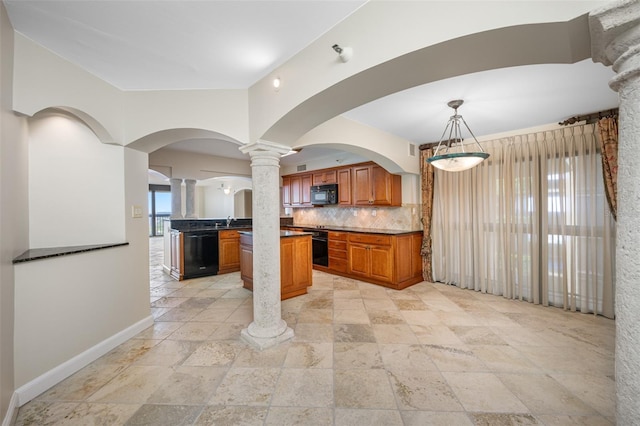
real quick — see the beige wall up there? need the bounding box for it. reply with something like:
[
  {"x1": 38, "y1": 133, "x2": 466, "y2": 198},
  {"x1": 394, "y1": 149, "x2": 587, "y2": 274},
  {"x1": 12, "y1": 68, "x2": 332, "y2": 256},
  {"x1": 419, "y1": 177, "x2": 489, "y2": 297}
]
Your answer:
[{"x1": 0, "y1": 2, "x2": 29, "y2": 421}]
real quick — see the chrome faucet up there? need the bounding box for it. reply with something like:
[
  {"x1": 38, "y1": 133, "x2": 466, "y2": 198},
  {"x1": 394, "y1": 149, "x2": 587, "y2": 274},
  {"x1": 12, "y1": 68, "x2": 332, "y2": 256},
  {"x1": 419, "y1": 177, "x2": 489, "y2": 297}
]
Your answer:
[{"x1": 226, "y1": 216, "x2": 234, "y2": 227}]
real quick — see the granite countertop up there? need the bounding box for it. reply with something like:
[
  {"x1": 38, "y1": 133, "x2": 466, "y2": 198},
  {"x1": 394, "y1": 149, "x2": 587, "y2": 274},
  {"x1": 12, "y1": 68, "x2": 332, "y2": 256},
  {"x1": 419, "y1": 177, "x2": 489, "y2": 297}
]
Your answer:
[
  {"x1": 13, "y1": 242, "x2": 129, "y2": 264},
  {"x1": 238, "y1": 230, "x2": 313, "y2": 238},
  {"x1": 286, "y1": 225, "x2": 422, "y2": 235}
]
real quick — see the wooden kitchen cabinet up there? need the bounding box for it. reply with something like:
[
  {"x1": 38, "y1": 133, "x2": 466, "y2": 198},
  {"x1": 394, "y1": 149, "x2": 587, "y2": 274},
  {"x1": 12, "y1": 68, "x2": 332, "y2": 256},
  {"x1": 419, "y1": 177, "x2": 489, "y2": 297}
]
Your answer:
[
  {"x1": 281, "y1": 161, "x2": 400, "y2": 208},
  {"x1": 312, "y1": 170, "x2": 337, "y2": 185},
  {"x1": 240, "y1": 232, "x2": 312, "y2": 300},
  {"x1": 352, "y1": 163, "x2": 401, "y2": 206},
  {"x1": 218, "y1": 229, "x2": 241, "y2": 274},
  {"x1": 289, "y1": 173, "x2": 312, "y2": 206},
  {"x1": 328, "y1": 231, "x2": 348, "y2": 273},
  {"x1": 320, "y1": 231, "x2": 423, "y2": 290},
  {"x1": 347, "y1": 233, "x2": 393, "y2": 283},
  {"x1": 282, "y1": 176, "x2": 292, "y2": 207},
  {"x1": 395, "y1": 232, "x2": 423, "y2": 283},
  {"x1": 169, "y1": 230, "x2": 184, "y2": 281},
  {"x1": 337, "y1": 168, "x2": 352, "y2": 205}
]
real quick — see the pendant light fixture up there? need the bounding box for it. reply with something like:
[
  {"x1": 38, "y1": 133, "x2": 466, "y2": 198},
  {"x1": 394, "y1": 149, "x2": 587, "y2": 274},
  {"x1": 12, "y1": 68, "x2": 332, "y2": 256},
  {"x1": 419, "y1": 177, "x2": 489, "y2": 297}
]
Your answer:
[{"x1": 426, "y1": 100, "x2": 489, "y2": 172}]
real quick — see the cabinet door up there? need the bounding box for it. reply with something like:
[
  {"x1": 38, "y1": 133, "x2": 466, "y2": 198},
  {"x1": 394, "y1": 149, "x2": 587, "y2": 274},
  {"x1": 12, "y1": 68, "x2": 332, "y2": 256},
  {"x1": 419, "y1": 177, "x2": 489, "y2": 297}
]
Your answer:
[
  {"x1": 352, "y1": 165, "x2": 372, "y2": 205},
  {"x1": 371, "y1": 165, "x2": 393, "y2": 205},
  {"x1": 370, "y1": 244, "x2": 393, "y2": 283},
  {"x1": 170, "y1": 231, "x2": 183, "y2": 280},
  {"x1": 337, "y1": 168, "x2": 352, "y2": 205},
  {"x1": 282, "y1": 176, "x2": 291, "y2": 207},
  {"x1": 219, "y1": 232, "x2": 241, "y2": 273},
  {"x1": 290, "y1": 176, "x2": 302, "y2": 205},
  {"x1": 312, "y1": 170, "x2": 337, "y2": 185},
  {"x1": 301, "y1": 174, "x2": 312, "y2": 205},
  {"x1": 348, "y1": 243, "x2": 370, "y2": 278}
]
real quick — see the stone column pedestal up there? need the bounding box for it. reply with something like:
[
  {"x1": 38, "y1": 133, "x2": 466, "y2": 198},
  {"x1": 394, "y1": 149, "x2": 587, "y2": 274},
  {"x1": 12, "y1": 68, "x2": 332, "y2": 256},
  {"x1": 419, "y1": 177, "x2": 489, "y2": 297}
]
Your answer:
[
  {"x1": 590, "y1": 1, "x2": 640, "y2": 423},
  {"x1": 184, "y1": 179, "x2": 197, "y2": 218},
  {"x1": 239, "y1": 140, "x2": 294, "y2": 350},
  {"x1": 170, "y1": 178, "x2": 183, "y2": 219}
]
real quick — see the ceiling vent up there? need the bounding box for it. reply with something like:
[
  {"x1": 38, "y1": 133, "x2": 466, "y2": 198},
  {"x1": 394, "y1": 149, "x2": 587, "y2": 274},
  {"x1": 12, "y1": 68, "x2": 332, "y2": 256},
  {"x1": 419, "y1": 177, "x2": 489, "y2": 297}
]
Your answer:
[
  {"x1": 409, "y1": 144, "x2": 416, "y2": 157},
  {"x1": 297, "y1": 164, "x2": 307, "y2": 172}
]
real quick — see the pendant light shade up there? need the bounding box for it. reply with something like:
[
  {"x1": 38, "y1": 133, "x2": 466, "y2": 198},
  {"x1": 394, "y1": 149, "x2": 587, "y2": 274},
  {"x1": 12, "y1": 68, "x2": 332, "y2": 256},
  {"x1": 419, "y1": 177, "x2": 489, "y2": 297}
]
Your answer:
[{"x1": 426, "y1": 100, "x2": 489, "y2": 172}]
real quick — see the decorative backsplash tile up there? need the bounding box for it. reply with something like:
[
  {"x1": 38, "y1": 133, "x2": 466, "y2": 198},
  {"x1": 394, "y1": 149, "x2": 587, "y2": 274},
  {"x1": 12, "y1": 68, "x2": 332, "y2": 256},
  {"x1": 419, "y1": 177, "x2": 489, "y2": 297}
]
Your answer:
[{"x1": 290, "y1": 204, "x2": 422, "y2": 231}]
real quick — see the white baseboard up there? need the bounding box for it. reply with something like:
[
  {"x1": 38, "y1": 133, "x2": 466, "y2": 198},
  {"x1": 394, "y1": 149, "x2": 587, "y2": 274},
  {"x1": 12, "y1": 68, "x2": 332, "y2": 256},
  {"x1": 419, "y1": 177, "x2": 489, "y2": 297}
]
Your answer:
[
  {"x1": 14, "y1": 315, "x2": 154, "y2": 407},
  {"x1": 2, "y1": 392, "x2": 19, "y2": 426}
]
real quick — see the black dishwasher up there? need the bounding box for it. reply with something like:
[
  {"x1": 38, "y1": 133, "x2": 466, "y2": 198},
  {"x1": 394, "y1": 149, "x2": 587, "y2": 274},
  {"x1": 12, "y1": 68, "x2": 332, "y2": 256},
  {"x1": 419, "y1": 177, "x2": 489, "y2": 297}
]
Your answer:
[{"x1": 183, "y1": 231, "x2": 219, "y2": 278}]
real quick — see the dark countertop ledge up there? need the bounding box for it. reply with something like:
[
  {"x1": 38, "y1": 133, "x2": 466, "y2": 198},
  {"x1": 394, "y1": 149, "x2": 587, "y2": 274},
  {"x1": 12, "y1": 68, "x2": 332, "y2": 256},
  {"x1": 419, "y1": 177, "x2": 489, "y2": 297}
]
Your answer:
[
  {"x1": 13, "y1": 242, "x2": 129, "y2": 264},
  {"x1": 286, "y1": 225, "x2": 422, "y2": 235},
  {"x1": 238, "y1": 230, "x2": 313, "y2": 238}
]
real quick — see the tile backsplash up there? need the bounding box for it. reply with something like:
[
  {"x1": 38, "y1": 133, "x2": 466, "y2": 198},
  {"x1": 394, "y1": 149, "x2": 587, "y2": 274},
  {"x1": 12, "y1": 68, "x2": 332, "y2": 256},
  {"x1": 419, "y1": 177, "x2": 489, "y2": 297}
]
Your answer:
[{"x1": 290, "y1": 204, "x2": 422, "y2": 231}]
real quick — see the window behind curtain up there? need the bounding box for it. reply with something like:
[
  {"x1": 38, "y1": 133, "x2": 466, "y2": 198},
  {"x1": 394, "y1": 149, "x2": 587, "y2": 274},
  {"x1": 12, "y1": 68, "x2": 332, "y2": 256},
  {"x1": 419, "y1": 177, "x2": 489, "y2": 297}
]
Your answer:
[{"x1": 432, "y1": 124, "x2": 615, "y2": 317}]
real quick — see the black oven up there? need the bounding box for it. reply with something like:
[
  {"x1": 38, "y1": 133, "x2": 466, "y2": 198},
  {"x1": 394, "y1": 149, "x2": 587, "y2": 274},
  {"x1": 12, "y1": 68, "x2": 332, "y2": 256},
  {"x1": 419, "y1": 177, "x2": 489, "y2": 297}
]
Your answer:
[{"x1": 303, "y1": 229, "x2": 329, "y2": 266}]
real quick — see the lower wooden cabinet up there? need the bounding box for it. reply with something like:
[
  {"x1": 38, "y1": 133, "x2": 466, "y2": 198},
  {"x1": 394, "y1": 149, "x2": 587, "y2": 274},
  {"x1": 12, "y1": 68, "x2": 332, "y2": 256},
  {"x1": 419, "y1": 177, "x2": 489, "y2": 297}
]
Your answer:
[
  {"x1": 328, "y1": 231, "x2": 348, "y2": 273},
  {"x1": 218, "y1": 229, "x2": 241, "y2": 274},
  {"x1": 324, "y1": 231, "x2": 423, "y2": 290},
  {"x1": 240, "y1": 233, "x2": 312, "y2": 300},
  {"x1": 348, "y1": 234, "x2": 393, "y2": 283},
  {"x1": 169, "y1": 230, "x2": 184, "y2": 281}
]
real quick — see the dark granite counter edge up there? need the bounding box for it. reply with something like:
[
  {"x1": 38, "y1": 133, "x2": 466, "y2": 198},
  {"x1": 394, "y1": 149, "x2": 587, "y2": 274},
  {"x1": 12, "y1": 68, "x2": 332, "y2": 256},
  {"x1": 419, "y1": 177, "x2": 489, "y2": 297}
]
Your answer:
[
  {"x1": 285, "y1": 225, "x2": 422, "y2": 235},
  {"x1": 239, "y1": 230, "x2": 313, "y2": 238},
  {"x1": 13, "y1": 242, "x2": 129, "y2": 264}
]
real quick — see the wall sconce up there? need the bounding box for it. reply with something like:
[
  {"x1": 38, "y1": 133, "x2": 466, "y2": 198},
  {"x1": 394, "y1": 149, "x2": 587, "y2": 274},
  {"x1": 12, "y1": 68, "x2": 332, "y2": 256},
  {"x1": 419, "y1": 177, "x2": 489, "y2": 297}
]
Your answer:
[
  {"x1": 220, "y1": 183, "x2": 232, "y2": 195},
  {"x1": 332, "y1": 44, "x2": 353, "y2": 63}
]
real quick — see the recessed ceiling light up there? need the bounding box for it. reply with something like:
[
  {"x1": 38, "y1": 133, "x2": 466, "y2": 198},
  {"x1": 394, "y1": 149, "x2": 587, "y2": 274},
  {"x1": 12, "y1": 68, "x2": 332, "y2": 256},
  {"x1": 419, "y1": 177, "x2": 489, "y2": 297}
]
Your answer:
[{"x1": 273, "y1": 77, "x2": 281, "y2": 90}]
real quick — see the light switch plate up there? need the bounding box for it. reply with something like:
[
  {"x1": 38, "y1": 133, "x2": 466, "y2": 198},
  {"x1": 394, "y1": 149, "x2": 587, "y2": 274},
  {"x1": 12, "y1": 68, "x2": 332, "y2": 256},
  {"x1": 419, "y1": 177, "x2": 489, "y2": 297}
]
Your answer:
[{"x1": 132, "y1": 205, "x2": 143, "y2": 218}]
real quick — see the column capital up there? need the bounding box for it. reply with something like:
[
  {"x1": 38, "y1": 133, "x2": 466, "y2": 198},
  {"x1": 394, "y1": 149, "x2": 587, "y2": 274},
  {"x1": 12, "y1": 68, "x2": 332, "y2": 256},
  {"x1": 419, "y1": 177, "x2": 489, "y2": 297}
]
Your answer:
[
  {"x1": 590, "y1": 0, "x2": 640, "y2": 91},
  {"x1": 240, "y1": 140, "x2": 291, "y2": 157}
]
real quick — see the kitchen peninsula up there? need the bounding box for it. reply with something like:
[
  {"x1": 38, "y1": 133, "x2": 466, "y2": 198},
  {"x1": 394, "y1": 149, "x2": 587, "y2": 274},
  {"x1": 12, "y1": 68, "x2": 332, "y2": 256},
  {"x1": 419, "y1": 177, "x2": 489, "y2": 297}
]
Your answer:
[{"x1": 239, "y1": 230, "x2": 313, "y2": 300}]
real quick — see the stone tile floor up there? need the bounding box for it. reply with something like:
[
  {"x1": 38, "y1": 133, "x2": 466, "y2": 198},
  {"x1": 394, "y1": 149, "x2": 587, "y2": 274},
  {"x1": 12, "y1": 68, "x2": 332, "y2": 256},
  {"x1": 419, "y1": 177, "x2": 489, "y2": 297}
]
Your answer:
[{"x1": 14, "y1": 237, "x2": 616, "y2": 425}]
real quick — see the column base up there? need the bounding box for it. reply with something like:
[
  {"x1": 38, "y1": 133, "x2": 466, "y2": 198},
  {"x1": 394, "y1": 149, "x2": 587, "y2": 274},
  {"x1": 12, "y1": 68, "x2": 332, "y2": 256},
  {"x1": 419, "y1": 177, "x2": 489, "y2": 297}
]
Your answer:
[{"x1": 240, "y1": 326, "x2": 294, "y2": 351}]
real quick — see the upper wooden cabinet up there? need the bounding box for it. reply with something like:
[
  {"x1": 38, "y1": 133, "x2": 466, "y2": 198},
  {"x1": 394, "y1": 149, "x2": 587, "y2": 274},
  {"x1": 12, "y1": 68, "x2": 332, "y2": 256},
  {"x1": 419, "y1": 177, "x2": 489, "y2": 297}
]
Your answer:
[
  {"x1": 352, "y1": 163, "x2": 401, "y2": 206},
  {"x1": 337, "y1": 168, "x2": 352, "y2": 205},
  {"x1": 312, "y1": 170, "x2": 337, "y2": 185},
  {"x1": 283, "y1": 173, "x2": 312, "y2": 207},
  {"x1": 282, "y1": 162, "x2": 400, "y2": 208}
]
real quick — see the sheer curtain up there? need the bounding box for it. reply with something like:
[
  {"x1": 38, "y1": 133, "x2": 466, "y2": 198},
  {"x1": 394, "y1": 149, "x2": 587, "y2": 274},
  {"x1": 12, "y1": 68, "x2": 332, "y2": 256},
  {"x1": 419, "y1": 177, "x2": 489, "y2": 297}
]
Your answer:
[{"x1": 432, "y1": 123, "x2": 615, "y2": 317}]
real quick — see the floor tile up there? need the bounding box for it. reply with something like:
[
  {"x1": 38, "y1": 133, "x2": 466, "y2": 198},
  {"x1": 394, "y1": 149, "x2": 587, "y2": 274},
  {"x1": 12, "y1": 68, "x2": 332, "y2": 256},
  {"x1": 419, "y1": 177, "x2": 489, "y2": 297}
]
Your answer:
[
  {"x1": 265, "y1": 407, "x2": 333, "y2": 425},
  {"x1": 123, "y1": 404, "x2": 201, "y2": 425},
  {"x1": 334, "y1": 369, "x2": 397, "y2": 409},
  {"x1": 271, "y1": 369, "x2": 333, "y2": 407},
  {"x1": 386, "y1": 369, "x2": 464, "y2": 411},
  {"x1": 208, "y1": 367, "x2": 280, "y2": 406},
  {"x1": 194, "y1": 405, "x2": 268, "y2": 425},
  {"x1": 334, "y1": 408, "x2": 403, "y2": 426},
  {"x1": 442, "y1": 371, "x2": 529, "y2": 413}
]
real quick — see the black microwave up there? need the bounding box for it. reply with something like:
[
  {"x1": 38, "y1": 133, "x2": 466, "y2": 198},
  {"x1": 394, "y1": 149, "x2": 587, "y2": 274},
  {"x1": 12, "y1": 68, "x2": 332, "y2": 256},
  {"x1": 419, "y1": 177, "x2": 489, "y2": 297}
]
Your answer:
[{"x1": 310, "y1": 184, "x2": 338, "y2": 205}]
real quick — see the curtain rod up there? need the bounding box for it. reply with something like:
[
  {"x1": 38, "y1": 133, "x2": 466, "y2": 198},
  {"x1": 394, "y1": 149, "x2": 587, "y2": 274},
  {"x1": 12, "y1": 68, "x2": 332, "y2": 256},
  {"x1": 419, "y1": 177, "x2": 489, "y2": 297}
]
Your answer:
[
  {"x1": 559, "y1": 108, "x2": 618, "y2": 126},
  {"x1": 419, "y1": 107, "x2": 619, "y2": 151}
]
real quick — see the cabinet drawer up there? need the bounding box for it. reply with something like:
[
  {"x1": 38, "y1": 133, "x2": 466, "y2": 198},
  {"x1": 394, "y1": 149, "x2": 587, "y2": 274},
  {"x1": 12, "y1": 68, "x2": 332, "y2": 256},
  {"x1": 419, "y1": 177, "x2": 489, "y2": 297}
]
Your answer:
[
  {"x1": 219, "y1": 229, "x2": 240, "y2": 239},
  {"x1": 328, "y1": 240, "x2": 347, "y2": 250},
  {"x1": 329, "y1": 257, "x2": 348, "y2": 273},
  {"x1": 348, "y1": 234, "x2": 391, "y2": 246},
  {"x1": 329, "y1": 231, "x2": 348, "y2": 241},
  {"x1": 328, "y1": 248, "x2": 347, "y2": 259}
]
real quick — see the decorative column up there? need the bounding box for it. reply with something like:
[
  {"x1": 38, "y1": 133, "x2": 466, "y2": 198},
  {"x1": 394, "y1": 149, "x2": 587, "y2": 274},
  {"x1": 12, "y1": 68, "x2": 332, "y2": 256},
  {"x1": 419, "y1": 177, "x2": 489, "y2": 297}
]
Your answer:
[
  {"x1": 170, "y1": 178, "x2": 183, "y2": 219},
  {"x1": 184, "y1": 179, "x2": 197, "y2": 218},
  {"x1": 239, "y1": 140, "x2": 293, "y2": 349},
  {"x1": 590, "y1": 2, "x2": 640, "y2": 423}
]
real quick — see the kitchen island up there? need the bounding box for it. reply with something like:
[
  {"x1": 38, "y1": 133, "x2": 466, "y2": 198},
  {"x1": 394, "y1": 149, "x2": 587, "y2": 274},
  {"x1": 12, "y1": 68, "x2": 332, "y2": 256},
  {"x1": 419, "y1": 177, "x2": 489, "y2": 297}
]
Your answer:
[{"x1": 239, "y1": 230, "x2": 313, "y2": 300}]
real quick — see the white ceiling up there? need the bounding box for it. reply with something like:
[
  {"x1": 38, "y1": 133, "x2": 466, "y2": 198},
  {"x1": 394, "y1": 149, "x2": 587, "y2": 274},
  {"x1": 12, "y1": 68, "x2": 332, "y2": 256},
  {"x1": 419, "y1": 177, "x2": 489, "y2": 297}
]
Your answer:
[{"x1": 4, "y1": 0, "x2": 619, "y2": 169}]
